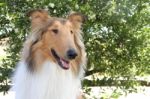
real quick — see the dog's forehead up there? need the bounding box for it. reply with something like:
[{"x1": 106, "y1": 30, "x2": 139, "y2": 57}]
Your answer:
[{"x1": 49, "y1": 18, "x2": 72, "y2": 27}]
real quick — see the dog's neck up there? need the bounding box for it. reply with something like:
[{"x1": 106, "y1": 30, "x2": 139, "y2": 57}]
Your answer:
[{"x1": 13, "y1": 61, "x2": 83, "y2": 99}]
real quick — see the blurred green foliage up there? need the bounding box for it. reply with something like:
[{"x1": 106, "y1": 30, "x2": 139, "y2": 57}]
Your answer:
[{"x1": 0, "y1": 0, "x2": 150, "y2": 96}]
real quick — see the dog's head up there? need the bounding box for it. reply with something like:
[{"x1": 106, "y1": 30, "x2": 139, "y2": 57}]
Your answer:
[{"x1": 22, "y1": 9, "x2": 86, "y2": 74}]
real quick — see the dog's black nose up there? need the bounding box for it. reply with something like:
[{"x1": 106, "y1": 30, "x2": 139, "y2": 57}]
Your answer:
[{"x1": 67, "y1": 49, "x2": 78, "y2": 59}]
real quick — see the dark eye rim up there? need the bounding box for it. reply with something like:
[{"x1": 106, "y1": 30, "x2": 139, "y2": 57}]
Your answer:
[
  {"x1": 52, "y1": 29, "x2": 58, "y2": 34},
  {"x1": 70, "y1": 30, "x2": 73, "y2": 34}
]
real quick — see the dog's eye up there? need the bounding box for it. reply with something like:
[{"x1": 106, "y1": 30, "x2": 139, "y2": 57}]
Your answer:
[
  {"x1": 52, "y1": 29, "x2": 58, "y2": 34},
  {"x1": 70, "y1": 30, "x2": 73, "y2": 34}
]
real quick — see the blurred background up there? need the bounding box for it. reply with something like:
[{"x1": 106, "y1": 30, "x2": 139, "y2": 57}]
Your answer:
[{"x1": 0, "y1": 0, "x2": 150, "y2": 99}]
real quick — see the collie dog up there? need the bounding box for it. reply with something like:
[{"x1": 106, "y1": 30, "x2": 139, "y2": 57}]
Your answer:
[{"x1": 12, "y1": 9, "x2": 86, "y2": 99}]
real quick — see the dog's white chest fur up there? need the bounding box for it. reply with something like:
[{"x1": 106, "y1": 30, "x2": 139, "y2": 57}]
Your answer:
[{"x1": 13, "y1": 61, "x2": 82, "y2": 99}]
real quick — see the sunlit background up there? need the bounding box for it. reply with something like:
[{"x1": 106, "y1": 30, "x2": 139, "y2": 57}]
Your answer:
[{"x1": 0, "y1": 0, "x2": 150, "y2": 99}]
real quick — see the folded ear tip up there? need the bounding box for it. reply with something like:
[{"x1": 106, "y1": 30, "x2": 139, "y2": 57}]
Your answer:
[
  {"x1": 26, "y1": 9, "x2": 48, "y2": 17},
  {"x1": 76, "y1": 12, "x2": 88, "y2": 23},
  {"x1": 69, "y1": 12, "x2": 88, "y2": 23},
  {"x1": 82, "y1": 14, "x2": 88, "y2": 23},
  {"x1": 26, "y1": 10, "x2": 32, "y2": 17}
]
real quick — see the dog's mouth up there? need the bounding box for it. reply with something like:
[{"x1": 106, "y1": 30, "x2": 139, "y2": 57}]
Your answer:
[{"x1": 51, "y1": 49, "x2": 70, "y2": 70}]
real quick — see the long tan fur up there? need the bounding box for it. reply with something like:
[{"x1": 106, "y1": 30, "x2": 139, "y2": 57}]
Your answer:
[{"x1": 22, "y1": 9, "x2": 86, "y2": 75}]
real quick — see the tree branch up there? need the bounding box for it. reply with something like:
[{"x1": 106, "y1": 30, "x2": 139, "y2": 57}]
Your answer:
[{"x1": 85, "y1": 68, "x2": 106, "y2": 77}]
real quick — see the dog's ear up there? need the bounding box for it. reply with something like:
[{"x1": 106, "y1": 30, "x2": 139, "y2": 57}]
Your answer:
[
  {"x1": 68, "y1": 12, "x2": 87, "y2": 29},
  {"x1": 27, "y1": 9, "x2": 50, "y2": 29}
]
